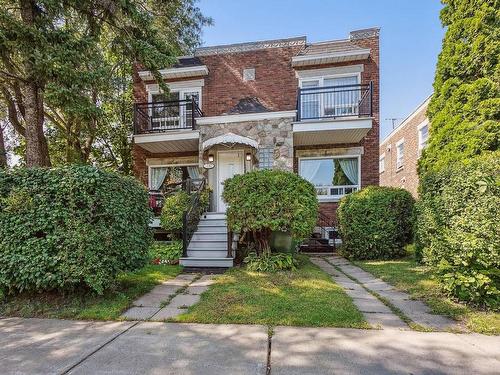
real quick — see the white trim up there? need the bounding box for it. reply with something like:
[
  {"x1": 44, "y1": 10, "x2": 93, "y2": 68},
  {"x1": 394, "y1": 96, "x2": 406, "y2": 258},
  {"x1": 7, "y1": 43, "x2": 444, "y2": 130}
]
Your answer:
[
  {"x1": 293, "y1": 117, "x2": 372, "y2": 132},
  {"x1": 148, "y1": 163, "x2": 198, "y2": 190},
  {"x1": 197, "y1": 110, "x2": 297, "y2": 125},
  {"x1": 145, "y1": 79, "x2": 205, "y2": 92},
  {"x1": 295, "y1": 65, "x2": 364, "y2": 79},
  {"x1": 298, "y1": 154, "x2": 361, "y2": 202},
  {"x1": 138, "y1": 65, "x2": 208, "y2": 81},
  {"x1": 133, "y1": 130, "x2": 199, "y2": 144},
  {"x1": 292, "y1": 49, "x2": 371, "y2": 67}
]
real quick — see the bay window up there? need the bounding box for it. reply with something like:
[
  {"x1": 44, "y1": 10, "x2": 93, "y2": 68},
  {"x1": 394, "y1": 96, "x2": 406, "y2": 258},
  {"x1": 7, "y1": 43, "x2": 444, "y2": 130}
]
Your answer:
[{"x1": 299, "y1": 156, "x2": 360, "y2": 200}]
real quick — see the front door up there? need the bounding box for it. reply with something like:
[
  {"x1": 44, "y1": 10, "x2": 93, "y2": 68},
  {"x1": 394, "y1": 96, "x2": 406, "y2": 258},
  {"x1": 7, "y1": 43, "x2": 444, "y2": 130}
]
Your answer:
[{"x1": 217, "y1": 151, "x2": 244, "y2": 212}]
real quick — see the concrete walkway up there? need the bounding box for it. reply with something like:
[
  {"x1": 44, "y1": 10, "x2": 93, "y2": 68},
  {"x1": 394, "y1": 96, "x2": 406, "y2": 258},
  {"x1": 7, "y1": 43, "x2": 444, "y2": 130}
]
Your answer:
[
  {"x1": 1, "y1": 317, "x2": 499, "y2": 375},
  {"x1": 311, "y1": 255, "x2": 459, "y2": 331},
  {"x1": 121, "y1": 274, "x2": 215, "y2": 321}
]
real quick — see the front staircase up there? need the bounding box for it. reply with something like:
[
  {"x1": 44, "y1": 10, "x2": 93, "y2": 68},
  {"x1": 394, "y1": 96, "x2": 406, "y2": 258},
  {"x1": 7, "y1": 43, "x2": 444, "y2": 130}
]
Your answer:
[{"x1": 180, "y1": 212, "x2": 235, "y2": 268}]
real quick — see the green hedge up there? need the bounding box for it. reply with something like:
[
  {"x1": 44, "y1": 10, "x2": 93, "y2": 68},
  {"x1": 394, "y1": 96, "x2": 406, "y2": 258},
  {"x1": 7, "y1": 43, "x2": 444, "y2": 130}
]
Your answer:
[
  {"x1": 0, "y1": 166, "x2": 153, "y2": 294},
  {"x1": 337, "y1": 186, "x2": 415, "y2": 260},
  {"x1": 223, "y1": 169, "x2": 318, "y2": 254},
  {"x1": 416, "y1": 153, "x2": 500, "y2": 308}
]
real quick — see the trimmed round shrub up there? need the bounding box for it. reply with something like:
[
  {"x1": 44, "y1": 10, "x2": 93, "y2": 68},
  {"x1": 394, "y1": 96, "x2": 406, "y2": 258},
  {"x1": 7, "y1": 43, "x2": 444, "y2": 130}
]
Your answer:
[
  {"x1": 337, "y1": 186, "x2": 415, "y2": 260},
  {"x1": 416, "y1": 153, "x2": 500, "y2": 308},
  {"x1": 223, "y1": 169, "x2": 318, "y2": 253},
  {"x1": 0, "y1": 166, "x2": 153, "y2": 295}
]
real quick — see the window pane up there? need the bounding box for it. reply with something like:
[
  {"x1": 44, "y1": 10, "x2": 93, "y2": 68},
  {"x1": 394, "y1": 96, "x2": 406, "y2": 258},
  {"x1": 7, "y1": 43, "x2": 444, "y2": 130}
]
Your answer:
[{"x1": 299, "y1": 159, "x2": 334, "y2": 186}]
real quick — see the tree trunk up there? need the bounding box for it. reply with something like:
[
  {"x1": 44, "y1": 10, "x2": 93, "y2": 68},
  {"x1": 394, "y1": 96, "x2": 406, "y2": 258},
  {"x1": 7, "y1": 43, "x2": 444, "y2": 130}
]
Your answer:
[
  {"x1": 20, "y1": 0, "x2": 51, "y2": 167},
  {"x1": 0, "y1": 125, "x2": 7, "y2": 168}
]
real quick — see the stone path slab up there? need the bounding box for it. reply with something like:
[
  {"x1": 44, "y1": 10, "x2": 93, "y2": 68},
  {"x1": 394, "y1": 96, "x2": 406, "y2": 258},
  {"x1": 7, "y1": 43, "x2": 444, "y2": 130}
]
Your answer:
[
  {"x1": 323, "y1": 255, "x2": 459, "y2": 331},
  {"x1": 122, "y1": 273, "x2": 217, "y2": 322},
  {"x1": 310, "y1": 257, "x2": 408, "y2": 330},
  {"x1": 271, "y1": 326, "x2": 500, "y2": 375}
]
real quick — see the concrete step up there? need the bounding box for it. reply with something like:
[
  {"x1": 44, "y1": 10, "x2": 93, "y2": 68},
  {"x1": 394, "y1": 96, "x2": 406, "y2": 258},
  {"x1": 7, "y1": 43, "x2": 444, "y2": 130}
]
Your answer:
[
  {"x1": 201, "y1": 212, "x2": 227, "y2": 220},
  {"x1": 191, "y1": 232, "x2": 229, "y2": 241},
  {"x1": 195, "y1": 225, "x2": 228, "y2": 233},
  {"x1": 187, "y1": 250, "x2": 228, "y2": 258},
  {"x1": 197, "y1": 219, "x2": 227, "y2": 227},
  {"x1": 188, "y1": 240, "x2": 228, "y2": 250},
  {"x1": 180, "y1": 257, "x2": 234, "y2": 268}
]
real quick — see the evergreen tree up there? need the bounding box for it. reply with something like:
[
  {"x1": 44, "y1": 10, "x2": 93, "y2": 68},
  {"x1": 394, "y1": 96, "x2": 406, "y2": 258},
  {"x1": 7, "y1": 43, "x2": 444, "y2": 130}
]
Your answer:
[{"x1": 420, "y1": 0, "x2": 500, "y2": 174}]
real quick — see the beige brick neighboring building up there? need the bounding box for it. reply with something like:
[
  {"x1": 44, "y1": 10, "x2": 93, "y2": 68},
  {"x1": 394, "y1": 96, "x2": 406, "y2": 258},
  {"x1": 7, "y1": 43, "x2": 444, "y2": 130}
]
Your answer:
[{"x1": 379, "y1": 97, "x2": 431, "y2": 198}]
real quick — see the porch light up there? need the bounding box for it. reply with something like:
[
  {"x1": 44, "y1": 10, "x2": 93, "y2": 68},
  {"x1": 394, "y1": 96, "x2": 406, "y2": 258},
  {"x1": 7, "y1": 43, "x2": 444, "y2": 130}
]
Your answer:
[
  {"x1": 208, "y1": 154, "x2": 214, "y2": 162},
  {"x1": 245, "y1": 152, "x2": 252, "y2": 161}
]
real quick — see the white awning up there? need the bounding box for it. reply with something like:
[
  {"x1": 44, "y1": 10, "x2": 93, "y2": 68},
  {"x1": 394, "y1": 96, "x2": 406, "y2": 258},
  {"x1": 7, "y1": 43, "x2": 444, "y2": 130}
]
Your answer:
[{"x1": 202, "y1": 132, "x2": 259, "y2": 150}]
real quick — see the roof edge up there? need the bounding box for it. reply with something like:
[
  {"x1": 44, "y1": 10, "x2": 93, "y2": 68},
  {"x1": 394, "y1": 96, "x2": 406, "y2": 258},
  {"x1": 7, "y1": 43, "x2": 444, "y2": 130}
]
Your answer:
[{"x1": 195, "y1": 36, "x2": 307, "y2": 56}]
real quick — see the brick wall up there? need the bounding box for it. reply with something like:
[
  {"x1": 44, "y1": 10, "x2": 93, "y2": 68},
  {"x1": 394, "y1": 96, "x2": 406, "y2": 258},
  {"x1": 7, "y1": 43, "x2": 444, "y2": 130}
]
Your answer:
[{"x1": 379, "y1": 100, "x2": 429, "y2": 198}]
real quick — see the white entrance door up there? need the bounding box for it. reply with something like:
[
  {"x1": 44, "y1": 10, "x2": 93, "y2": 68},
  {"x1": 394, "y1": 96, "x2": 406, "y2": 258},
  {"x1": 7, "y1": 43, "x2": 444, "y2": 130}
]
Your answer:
[{"x1": 217, "y1": 151, "x2": 244, "y2": 212}]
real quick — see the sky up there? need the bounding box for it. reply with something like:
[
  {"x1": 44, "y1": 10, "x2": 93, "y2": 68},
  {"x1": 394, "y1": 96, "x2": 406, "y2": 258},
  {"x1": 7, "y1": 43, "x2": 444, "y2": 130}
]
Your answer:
[{"x1": 197, "y1": 0, "x2": 445, "y2": 139}]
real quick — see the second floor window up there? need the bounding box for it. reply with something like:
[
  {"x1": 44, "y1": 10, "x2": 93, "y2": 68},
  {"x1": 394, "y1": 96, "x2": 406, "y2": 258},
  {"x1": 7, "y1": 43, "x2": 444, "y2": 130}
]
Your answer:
[
  {"x1": 379, "y1": 154, "x2": 385, "y2": 173},
  {"x1": 396, "y1": 140, "x2": 404, "y2": 169},
  {"x1": 149, "y1": 88, "x2": 201, "y2": 130},
  {"x1": 299, "y1": 156, "x2": 360, "y2": 200},
  {"x1": 300, "y1": 75, "x2": 360, "y2": 119}
]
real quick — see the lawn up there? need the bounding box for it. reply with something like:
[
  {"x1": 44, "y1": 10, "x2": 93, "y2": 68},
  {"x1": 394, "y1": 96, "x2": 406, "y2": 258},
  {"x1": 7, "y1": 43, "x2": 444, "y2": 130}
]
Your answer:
[
  {"x1": 353, "y1": 250, "x2": 500, "y2": 335},
  {"x1": 0, "y1": 264, "x2": 181, "y2": 320},
  {"x1": 176, "y1": 255, "x2": 368, "y2": 328}
]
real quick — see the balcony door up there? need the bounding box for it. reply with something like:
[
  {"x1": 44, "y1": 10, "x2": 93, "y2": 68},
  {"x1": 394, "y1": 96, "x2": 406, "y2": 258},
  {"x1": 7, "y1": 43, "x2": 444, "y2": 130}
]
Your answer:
[
  {"x1": 149, "y1": 88, "x2": 201, "y2": 130},
  {"x1": 300, "y1": 75, "x2": 360, "y2": 119}
]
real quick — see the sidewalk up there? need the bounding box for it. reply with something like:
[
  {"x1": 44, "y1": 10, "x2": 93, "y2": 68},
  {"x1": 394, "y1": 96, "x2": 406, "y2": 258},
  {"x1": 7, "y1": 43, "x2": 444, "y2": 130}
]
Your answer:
[{"x1": 1, "y1": 317, "x2": 499, "y2": 374}]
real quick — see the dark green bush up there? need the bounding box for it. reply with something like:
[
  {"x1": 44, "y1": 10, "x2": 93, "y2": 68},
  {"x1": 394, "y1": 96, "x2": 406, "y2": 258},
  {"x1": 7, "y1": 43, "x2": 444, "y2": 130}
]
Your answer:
[
  {"x1": 223, "y1": 170, "x2": 318, "y2": 254},
  {"x1": 149, "y1": 241, "x2": 183, "y2": 265},
  {"x1": 337, "y1": 186, "x2": 415, "y2": 260},
  {"x1": 160, "y1": 189, "x2": 209, "y2": 236},
  {"x1": 243, "y1": 252, "x2": 297, "y2": 272},
  {"x1": 0, "y1": 166, "x2": 152, "y2": 294},
  {"x1": 416, "y1": 153, "x2": 499, "y2": 308}
]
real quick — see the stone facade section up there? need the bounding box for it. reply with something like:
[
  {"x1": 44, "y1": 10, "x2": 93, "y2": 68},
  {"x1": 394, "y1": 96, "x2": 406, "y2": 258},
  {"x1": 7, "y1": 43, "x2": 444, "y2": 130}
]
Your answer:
[
  {"x1": 379, "y1": 98, "x2": 430, "y2": 198},
  {"x1": 199, "y1": 117, "x2": 294, "y2": 171}
]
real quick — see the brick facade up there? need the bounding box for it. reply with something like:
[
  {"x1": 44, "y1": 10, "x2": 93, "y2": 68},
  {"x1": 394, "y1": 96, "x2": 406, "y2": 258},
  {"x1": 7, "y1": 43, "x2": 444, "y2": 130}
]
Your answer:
[
  {"x1": 133, "y1": 29, "x2": 380, "y2": 223},
  {"x1": 379, "y1": 98, "x2": 430, "y2": 198}
]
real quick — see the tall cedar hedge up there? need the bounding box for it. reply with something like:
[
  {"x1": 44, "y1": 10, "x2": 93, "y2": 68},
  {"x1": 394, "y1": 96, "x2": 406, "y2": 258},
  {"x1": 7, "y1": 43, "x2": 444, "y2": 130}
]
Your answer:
[
  {"x1": 416, "y1": 0, "x2": 500, "y2": 308},
  {"x1": 416, "y1": 154, "x2": 499, "y2": 308},
  {"x1": 337, "y1": 187, "x2": 415, "y2": 260},
  {"x1": 0, "y1": 166, "x2": 153, "y2": 294},
  {"x1": 420, "y1": 0, "x2": 499, "y2": 173}
]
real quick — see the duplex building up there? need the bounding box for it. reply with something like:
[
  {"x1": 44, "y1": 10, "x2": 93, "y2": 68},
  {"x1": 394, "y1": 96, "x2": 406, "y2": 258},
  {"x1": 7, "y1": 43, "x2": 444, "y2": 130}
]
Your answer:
[
  {"x1": 132, "y1": 28, "x2": 380, "y2": 267},
  {"x1": 379, "y1": 97, "x2": 430, "y2": 198}
]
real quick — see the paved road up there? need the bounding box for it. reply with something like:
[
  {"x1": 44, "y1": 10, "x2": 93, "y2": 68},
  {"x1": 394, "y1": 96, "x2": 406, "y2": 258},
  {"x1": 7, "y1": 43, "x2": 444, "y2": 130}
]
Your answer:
[{"x1": 1, "y1": 317, "x2": 499, "y2": 374}]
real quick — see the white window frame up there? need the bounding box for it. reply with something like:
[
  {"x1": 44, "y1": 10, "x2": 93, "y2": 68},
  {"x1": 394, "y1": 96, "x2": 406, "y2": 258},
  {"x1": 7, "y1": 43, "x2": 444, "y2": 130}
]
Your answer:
[
  {"x1": 147, "y1": 84, "x2": 202, "y2": 129},
  {"x1": 299, "y1": 72, "x2": 361, "y2": 119},
  {"x1": 379, "y1": 153, "x2": 385, "y2": 173},
  {"x1": 417, "y1": 120, "x2": 429, "y2": 156},
  {"x1": 396, "y1": 138, "x2": 405, "y2": 170},
  {"x1": 298, "y1": 154, "x2": 361, "y2": 202},
  {"x1": 148, "y1": 163, "x2": 199, "y2": 190}
]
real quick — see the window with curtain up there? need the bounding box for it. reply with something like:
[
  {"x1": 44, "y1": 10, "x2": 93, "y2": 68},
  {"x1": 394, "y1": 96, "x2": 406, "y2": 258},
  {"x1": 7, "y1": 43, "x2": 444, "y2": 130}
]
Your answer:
[
  {"x1": 299, "y1": 157, "x2": 359, "y2": 199},
  {"x1": 149, "y1": 165, "x2": 202, "y2": 190}
]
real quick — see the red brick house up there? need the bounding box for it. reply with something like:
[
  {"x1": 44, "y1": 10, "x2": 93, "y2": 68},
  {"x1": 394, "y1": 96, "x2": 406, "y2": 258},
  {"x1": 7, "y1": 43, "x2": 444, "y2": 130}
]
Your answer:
[
  {"x1": 133, "y1": 28, "x2": 380, "y2": 267},
  {"x1": 379, "y1": 97, "x2": 430, "y2": 198}
]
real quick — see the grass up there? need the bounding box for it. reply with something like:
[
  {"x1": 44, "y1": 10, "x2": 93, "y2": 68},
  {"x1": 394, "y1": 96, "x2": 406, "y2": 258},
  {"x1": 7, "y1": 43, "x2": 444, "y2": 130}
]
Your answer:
[
  {"x1": 0, "y1": 264, "x2": 181, "y2": 320},
  {"x1": 175, "y1": 255, "x2": 369, "y2": 328},
  {"x1": 353, "y1": 249, "x2": 500, "y2": 335}
]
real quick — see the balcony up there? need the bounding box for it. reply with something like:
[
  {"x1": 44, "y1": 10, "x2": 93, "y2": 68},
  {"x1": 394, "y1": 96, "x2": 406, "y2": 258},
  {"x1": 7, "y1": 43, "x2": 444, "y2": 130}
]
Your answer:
[
  {"x1": 293, "y1": 83, "x2": 374, "y2": 146},
  {"x1": 133, "y1": 99, "x2": 203, "y2": 153}
]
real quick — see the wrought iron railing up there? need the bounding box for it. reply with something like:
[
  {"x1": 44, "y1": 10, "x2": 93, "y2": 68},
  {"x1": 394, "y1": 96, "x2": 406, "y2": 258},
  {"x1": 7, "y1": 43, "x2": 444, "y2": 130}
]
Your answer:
[
  {"x1": 148, "y1": 178, "x2": 205, "y2": 216},
  {"x1": 296, "y1": 82, "x2": 372, "y2": 121},
  {"x1": 134, "y1": 99, "x2": 203, "y2": 134},
  {"x1": 182, "y1": 178, "x2": 208, "y2": 258}
]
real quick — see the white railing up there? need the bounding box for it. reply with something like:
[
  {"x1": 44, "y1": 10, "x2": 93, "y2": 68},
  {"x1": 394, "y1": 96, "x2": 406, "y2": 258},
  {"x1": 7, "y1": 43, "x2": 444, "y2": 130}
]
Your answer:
[{"x1": 315, "y1": 185, "x2": 359, "y2": 200}]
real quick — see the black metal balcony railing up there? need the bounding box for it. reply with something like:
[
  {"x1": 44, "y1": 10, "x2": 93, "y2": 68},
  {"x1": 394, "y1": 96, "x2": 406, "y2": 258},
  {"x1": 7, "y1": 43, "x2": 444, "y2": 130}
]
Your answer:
[
  {"x1": 134, "y1": 99, "x2": 203, "y2": 134},
  {"x1": 296, "y1": 82, "x2": 373, "y2": 121}
]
